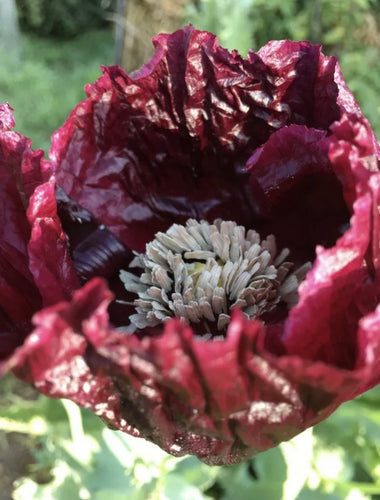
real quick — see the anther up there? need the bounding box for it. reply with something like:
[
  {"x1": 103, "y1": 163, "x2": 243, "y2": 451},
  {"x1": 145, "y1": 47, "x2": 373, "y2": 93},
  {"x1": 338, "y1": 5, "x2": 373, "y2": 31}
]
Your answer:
[{"x1": 120, "y1": 219, "x2": 311, "y2": 333}]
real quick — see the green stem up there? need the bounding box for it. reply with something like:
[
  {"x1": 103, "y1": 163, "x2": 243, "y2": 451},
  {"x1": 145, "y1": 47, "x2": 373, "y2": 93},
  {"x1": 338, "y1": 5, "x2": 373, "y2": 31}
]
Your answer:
[{"x1": 61, "y1": 399, "x2": 90, "y2": 462}]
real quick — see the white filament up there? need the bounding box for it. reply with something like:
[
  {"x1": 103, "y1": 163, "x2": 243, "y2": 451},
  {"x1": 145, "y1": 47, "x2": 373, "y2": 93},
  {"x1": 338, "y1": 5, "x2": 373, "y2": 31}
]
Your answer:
[{"x1": 120, "y1": 219, "x2": 311, "y2": 332}]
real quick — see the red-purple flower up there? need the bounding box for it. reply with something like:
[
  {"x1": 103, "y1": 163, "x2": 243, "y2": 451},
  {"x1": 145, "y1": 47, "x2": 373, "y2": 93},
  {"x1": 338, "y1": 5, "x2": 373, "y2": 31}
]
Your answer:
[{"x1": 1, "y1": 26, "x2": 380, "y2": 465}]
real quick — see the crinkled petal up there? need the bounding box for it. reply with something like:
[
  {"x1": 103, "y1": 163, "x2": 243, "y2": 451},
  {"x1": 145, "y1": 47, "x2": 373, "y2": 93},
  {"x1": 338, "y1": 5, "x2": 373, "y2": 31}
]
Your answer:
[
  {"x1": 7, "y1": 279, "x2": 380, "y2": 465},
  {"x1": 27, "y1": 178, "x2": 80, "y2": 305},
  {"x1": 0, "y1": 105, "x2": 78, "y2": 366},
  {"x1": 256, "y1": 40, "x2": 338, "y2": 129},
  {"x1": 0, "y1": 109, "x2": 43, "y2": 360},
  {"x1": 284, "y1": 113, "x2": 380, "y2": 372},
  {"x1": 50, "y1": 27, "x2": 354, "y2": 253},
  {"x1": 0, "y1": 103, "x2": 15, "y2": 131},
  {"x1": 246, "y1": 124, "x2": 350, "y2": 264},
  {"x1": 328, "y1": 113, "x2": 380, "y2": 271}
]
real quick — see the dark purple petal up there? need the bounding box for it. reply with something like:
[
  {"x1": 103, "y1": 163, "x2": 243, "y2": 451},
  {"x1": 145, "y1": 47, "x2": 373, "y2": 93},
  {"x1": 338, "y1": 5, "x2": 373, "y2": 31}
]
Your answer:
[
  {"x1": 0, "y1": 105, "x2": 43, "y2": 358},
  {"x1": 283, "y1": 113, "x2": 380, "y2": 371},
  {"x1": 50, "y1": 27, "x2": 354, "y2": 253},
  {"x1": 246, "y1": 124, "x2": 350, "y2": 264},
  {"x1": 0, "y1": 104, "x2": 79, "y2": 365},
  {"x1": 55, "y1": 186, "x2": 133, "y2": 326}
]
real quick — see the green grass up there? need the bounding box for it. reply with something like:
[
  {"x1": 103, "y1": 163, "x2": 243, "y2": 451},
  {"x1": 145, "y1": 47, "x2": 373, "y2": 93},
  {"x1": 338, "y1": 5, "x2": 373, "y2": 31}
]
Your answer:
[{"x1": 0, "y1": 29, "x2": 114, "y2": 153}]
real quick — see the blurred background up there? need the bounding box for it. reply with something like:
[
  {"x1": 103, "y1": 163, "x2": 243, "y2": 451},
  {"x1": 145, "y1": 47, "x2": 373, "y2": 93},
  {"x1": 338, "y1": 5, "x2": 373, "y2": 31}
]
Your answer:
[{"x1": 0, "y1": 1, "x2": 380, "y2": 499}]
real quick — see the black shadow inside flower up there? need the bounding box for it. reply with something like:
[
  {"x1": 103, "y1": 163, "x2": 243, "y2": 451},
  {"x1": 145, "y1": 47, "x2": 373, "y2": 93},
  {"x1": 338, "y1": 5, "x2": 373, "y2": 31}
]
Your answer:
[{"x1": 246, "y1": 124, "x2": 351, "y2": 265}]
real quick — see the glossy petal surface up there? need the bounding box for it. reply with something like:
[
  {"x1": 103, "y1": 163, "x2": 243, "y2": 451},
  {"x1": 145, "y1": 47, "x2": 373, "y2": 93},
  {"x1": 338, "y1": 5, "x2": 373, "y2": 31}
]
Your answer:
[
  {"x1": 51, "y1": 29, "x2": 357, "y2": 253},
  {"x1": 2, "y1": 28, "x2": 380, "y2": 465},
  {"x1": 0, "y1": 104, "x2": 78, "y2": 366}
]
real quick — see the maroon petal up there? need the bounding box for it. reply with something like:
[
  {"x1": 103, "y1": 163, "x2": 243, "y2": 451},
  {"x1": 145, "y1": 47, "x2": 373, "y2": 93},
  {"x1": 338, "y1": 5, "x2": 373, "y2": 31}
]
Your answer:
[
  {"x1": 328, "y1": 114, "x2": 380, "y2": 272},
  {"x1": 8, "y1": 280, "x2": 117, "y2": 404},
  {"x1": 246, "y1": 124, "x2": 350, "y2": 264},
  {"x1": 283, "y1": 113, "x2": 380, "y2": 370},
  {"x1": 0, "y1": 105, "x2": 43, "y2": 359},
  {"x1": 256, "y1": 40, "x2": 369, "y2": 130},
  {"x1": 27, "y1": 179, "x2": 80, "y2": 305},
  {"x1": 356, "y1": 305, "x2": 380, "y2": 391},
  {"x1": 0, "y1": 103, "x2": 15, "y2": 130},
  {"x1": 0, "y1": 104, "x2": 78, "y2": 365},
  {"x1": 283, "y1": 193, "x2": 376, "y2": 366},
  {"x1": 255, "y1": 40, "x2": 338, "y2": 129},
  {"x1": 50, "y1": 27, "x2": 354, "y2": 253},
  {"x1": 8, "y1": 278, "x2": 380, "y2": 465}
]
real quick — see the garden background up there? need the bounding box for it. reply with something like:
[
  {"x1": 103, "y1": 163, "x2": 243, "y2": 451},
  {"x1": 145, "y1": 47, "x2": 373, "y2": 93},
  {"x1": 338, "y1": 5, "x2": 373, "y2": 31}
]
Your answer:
[{"x1": 0, "y1": 1, "x2": 379, "y2": 499}]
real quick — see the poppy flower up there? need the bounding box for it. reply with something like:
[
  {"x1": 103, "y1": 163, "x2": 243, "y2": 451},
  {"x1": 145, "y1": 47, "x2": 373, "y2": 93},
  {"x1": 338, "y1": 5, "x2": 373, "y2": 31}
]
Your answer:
[{"x1": 1, "y1": 26, "x2": 380, "y2": 465}]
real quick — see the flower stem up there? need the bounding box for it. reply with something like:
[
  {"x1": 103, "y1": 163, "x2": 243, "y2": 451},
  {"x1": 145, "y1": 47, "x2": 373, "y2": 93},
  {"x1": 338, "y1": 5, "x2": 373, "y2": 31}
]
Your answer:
[{"x1": 61, "y1": 399, "x2": 90, "y2": 463}]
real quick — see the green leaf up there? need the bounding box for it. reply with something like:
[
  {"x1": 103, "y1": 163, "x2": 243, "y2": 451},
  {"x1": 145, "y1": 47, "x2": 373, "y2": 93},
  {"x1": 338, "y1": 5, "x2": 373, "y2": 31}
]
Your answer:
[
  {"x1": 173, "y1": 456, "x2": 218, "y2": 491},
  {"x1": 13, "y1": 461, "x2": 82, "y2": 500},
  {"x1": 253, "y1": 446, "x2": 288, "y2": 484},
  {"x1": 295, "y1": 488, "x2": 342, "y2": 500},
  {"x1": 218, "y1": 448, "x2": 287, "y2": 500},
  {"x1": 314, "y1": 396, "x2": 380, "y2": 480},
  {"x1": 158, "y1": 473, "x2": 208, "y2": 500},
  {"x1": 323, "y1": 26, "x2": 346, "y2": 45}
]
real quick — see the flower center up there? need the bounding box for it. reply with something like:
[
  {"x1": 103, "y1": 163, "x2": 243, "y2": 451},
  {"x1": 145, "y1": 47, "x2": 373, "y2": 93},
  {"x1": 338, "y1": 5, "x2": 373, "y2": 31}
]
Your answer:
[{"x1": 120, "y1": 219, "x2": 311, "y2": 333}]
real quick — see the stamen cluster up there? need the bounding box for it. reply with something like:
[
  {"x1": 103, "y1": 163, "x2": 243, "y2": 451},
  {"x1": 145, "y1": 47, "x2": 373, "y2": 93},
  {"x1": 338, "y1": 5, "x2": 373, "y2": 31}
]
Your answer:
[{"x1": 120, "y1": 219, "x2": 310, "y2": 333}]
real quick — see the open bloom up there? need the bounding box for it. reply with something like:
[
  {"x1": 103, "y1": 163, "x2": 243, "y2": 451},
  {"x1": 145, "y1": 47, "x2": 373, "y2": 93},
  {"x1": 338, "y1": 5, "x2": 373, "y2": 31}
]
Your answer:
[{"x1": 1, "y1": 26, "x2": 380, "y2": 465}]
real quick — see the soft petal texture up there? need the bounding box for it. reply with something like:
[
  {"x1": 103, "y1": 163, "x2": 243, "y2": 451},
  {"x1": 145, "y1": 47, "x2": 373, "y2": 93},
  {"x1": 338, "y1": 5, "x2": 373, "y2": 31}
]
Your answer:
[{"x1": 2, "y1": 27, "x2": 380, "y2": 465}]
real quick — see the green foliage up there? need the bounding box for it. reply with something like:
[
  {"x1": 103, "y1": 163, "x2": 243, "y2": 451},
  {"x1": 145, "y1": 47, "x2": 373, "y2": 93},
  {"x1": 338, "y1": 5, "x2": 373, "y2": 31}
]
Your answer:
[
  {"x1": 186, "y1": 0, "x2": 377, "y2": 52},
  {"x1": 339, "y1": 48, "x2": 380, "y2": 134},
  {"x1": 0, "y1": 29, "x2": 114, "y2": 152},
  {"x1": 16, "y1": 0, "x2": 113, "y2": 38},
  {"x1": 314, "y1": 385, "x2": 380, "y2": 489},
  {"x1": 186, "y1": 0, "x2": 298, "y2": 54},
  {"x1": 186, "y1": 0, "x2": 254, "y2": 55},
  {"x1": 185, "y1": 0, "x2": 380, "y2": 135},
  {"x1": 2, "y1": 385, "x2": 380, "y2": 500}
]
